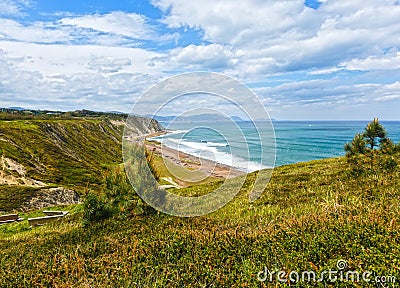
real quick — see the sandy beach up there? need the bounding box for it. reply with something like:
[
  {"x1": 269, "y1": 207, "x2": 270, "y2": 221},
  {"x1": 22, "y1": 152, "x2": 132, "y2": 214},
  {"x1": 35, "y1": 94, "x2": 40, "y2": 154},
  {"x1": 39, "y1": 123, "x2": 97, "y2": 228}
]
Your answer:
[{"x1": 145, "y1": 138, "x2": 246, "y2": 180}]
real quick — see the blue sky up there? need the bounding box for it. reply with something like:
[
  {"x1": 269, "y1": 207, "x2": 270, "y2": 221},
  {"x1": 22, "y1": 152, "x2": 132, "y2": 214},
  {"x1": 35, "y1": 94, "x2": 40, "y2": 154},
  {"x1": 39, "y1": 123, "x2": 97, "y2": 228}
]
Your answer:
[{"x1": 0, "y1": 0, "x2": 399, "y2": 120}]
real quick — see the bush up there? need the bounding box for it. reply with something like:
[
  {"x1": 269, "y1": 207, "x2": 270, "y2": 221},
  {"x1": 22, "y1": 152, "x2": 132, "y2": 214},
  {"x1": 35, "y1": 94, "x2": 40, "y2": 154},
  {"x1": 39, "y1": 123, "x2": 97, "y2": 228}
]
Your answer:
[
  {"x1": 82, "y1": 163, "x2": 158, "y2": 226},
  {"x1": 104, "y1": 166, "x2": 154, "y2": 217},
  {"x1": 82, "y1": 191, "x2": 112, "y2": 226},
  {"x1": 124, "y1": 143, "x2": 166, "y2": 212}
]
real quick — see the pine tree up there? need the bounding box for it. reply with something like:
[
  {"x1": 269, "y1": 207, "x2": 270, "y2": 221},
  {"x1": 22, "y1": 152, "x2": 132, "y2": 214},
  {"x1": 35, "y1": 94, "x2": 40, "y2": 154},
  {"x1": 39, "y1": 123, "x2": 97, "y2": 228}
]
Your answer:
[
  {"x1": 344, "y1": 118, "x2": 399, "y2": 174},
  {"x1": 363, "y1": 118, "x2": 387, "y2": 150},
  {"x1": 344, "y1": 133, "x2": 367, "y2": 156}
]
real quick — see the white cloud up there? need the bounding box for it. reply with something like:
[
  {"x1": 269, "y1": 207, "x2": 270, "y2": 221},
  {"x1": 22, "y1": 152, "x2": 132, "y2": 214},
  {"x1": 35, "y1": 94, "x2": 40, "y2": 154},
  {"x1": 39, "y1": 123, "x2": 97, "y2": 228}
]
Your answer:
[
  {"x1": 0, "y1": 42, "x2": 165, "y2": 111},
  {"x1": 60, "y1": 12, "x2": 154, "y2": 40},
  {"x1": 0, "y1": 11, "x2": 165, "y2": 47},
  {"x1": 256, "y1": 78, "x2": 400, "y2": 107},
  {"x1": 0, "y1": 1, "x2": 399, "y2": 119},
  {"x1": 254, "y1": 78, "x2": 400, "y2": 119},
  {"x1": 153, "y1": 0, "x2": 400, "y2": 76},
  {"x1": 375, "y1": 81, "x2": 400, "y2": 101},
  {"x1": 0, "y1": 18, "x2": 72, "y2": 43},
  {"x1": 0, "y1": 41, "x2": 162, "y2": 76},
  {"x1": 343, "y1": 52, "x2": 400, "y2": 71},
  {"x1": 159, "y1": 44, "x2": 238, "y2": 70},
  {"x1": 88, "y1": 56, "x2": 132, "y2": 73},
  {"x1": 0, "y1": 0, "x2": 31, "y2": 16}
]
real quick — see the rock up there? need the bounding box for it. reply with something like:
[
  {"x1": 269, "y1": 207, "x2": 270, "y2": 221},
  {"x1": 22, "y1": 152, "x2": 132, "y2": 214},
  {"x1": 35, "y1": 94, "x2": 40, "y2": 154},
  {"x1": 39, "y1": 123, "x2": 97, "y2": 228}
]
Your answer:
[
  {"x1": 24, "y1": 187, "x2": 80, "y2": 211},
  {"x1": 124, "y1": 117, "x2": 164, "y2": 137}
]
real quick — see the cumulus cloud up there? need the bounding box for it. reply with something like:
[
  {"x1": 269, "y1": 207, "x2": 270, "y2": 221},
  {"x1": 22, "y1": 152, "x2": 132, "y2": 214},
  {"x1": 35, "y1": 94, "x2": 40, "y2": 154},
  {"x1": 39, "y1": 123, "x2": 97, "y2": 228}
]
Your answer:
[
  {"x1": 254, "y1": 78, "x2": 400, "y2": 119},
  {"x1": 0, "y1": 40, "x2": 162, "y2": 76},
  {"x1": 0, "y1": 46, "x2": 162, "y2": 111},
  {"x1": 0, "y1": 11, "x2": 172, "y2": 47},
  {"x1": 153, "y1": 0, "x2": 400, "y2": 75},
  {"x1": 256, "y1": 78, "x2": 400, "y2": 108},
  {"x1": 1, "y1": 1, "x2": 399, "y2": 119},
  {"x1": 0, "y1": 17, "x2": 148, "y2": 47},
  {"x1": 156, "y1": 44, "x2": 238, "y2": 70}
]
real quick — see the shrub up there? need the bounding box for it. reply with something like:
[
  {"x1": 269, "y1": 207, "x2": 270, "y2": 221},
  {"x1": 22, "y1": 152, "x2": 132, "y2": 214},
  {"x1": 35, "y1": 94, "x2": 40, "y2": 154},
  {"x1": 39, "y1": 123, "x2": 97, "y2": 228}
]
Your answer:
[
  {"x1": 104, "y1": 166, "x2": 154, "y2": 217},
  {"x1": 82, "y1": 191, "x2": 112, "y2": 226},
  {"x1": 145, "y1": 149, "x2": 160, "y2": 180}
]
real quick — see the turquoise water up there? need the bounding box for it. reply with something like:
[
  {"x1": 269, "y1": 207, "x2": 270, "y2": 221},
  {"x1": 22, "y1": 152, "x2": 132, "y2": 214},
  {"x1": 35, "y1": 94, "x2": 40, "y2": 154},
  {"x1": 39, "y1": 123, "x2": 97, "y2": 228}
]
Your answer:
[{"x1": 151, "y1": 121, "x2": 400, "y2": 171}]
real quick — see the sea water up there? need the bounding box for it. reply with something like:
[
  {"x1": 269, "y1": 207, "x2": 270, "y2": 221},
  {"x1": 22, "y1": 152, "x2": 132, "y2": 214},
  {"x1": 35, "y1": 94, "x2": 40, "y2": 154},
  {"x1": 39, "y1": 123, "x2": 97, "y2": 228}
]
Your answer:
[{"x1": 150, "y1": 121, "x2": 400, "y2": 171}]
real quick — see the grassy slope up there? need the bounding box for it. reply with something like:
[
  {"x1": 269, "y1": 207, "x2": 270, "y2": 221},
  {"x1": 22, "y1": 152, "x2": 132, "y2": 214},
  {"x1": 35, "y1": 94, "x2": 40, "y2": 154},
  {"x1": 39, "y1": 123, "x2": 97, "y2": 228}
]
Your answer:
[
  {"x1": 0, "y1": 119, "x2": 123, "y2": 211},
  {"x1": 1, "y1": 155, "x2": 399, "y2": 287},
  {"x1": 151, "y1": 151, "x2": 220, "y2": 187}
]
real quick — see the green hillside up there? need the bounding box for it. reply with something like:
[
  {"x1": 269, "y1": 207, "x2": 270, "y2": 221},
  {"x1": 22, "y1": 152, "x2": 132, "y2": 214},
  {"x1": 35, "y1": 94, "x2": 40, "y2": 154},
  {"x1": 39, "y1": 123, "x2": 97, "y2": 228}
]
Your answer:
[
  {"x1": 0, "y1": 117, "x2": 399, "y2": 287},
  {"x1": 0, "y1": 118, "x2": 126, "y2": 211},
  {"x1": 1, "y1": 155, "x2": 399, "y2": 286}
]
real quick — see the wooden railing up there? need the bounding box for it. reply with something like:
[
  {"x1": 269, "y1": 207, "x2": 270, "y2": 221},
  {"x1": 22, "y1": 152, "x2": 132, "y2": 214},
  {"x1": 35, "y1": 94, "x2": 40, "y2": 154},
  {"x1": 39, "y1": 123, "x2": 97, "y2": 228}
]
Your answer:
[
  {"x1": 28, "y1": 211, "x2": 69, "y2": 227},
  {"x1": 0, "y1": 214, "x2": 24, "y2": 224}
]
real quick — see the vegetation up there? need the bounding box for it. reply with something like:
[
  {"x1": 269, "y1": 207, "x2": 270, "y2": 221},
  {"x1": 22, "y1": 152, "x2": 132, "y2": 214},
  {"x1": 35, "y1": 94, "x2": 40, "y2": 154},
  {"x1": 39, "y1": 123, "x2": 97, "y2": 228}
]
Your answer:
[
  {"x1": 82, "y1": 165, "x2": 154, "y2": 226},
  {"x1": 0, "y1": 116, "x2": 399, "y2": 286},
  {"x1": 0, "y1": 108, "x2": 128, "y2": 121},
  {"x1": 1, "y1": 154, "x2": 400, "y2": 286},
  {"x1": 0, "y1": 118, "x2": 124, "y2": 211},
  {"x1": 345, "y1": 119, "x2": 399, "y2": 176},
  {"x1": 82, "y1": 191, "x2": 113, "y2": 225},
  {"x1": 345, "y1": 118, "x2": 398, "y2": 156},
  {"x1": 0, "y1": 185, "x2": 42, "y2": 212},
  {"x1": 363, "y1": 118, "x2": 388, "y2": 149}
]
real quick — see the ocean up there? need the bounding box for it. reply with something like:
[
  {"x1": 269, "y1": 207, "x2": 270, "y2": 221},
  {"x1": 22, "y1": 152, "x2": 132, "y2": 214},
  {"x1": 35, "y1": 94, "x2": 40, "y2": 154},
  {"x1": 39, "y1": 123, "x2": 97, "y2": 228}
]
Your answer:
[{"x1": 150, "y1": 121, "x2": 400, "y2": 171}]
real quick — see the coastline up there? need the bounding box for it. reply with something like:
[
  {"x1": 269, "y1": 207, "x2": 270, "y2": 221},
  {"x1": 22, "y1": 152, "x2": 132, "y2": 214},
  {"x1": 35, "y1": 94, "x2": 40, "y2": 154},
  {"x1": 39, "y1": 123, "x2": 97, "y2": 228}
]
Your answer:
[{"x1": 145, "y1": 133, "x2": 246, "y2": 180}]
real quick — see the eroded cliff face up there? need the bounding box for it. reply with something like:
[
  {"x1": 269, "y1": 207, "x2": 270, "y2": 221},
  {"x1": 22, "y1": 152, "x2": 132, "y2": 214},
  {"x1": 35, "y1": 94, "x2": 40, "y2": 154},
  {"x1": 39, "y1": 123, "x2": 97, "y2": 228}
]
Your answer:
[
  {"x1": 0, "y1": 116, "x2": 164, "y2": 211},
  {"x1": 123, "y1": 116, "x2": 165, "y2": 138}
]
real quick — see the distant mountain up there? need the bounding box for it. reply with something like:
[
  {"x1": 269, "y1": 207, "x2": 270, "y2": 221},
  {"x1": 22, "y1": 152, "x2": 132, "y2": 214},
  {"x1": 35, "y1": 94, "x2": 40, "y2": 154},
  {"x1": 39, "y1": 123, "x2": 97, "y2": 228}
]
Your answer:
[
  {"x1": 150, "y1": 114, "x2": 277, "y2": 123},
  {"x1": 231, "y1": 116, "x2": 244, "y2": 122},
  {"x1": 107, "y1": 110, "x2": 126, "y2": 115},
  {"x1": 177, "y1": 113, "x2": 232, "y2": 122},
  {"x1": 150, "y1": 113, "x2": 241, "y2": 123},
  {"x1": 151, "y1": 115, "x2": 176, "y2": 122},
  {"x1": 254, "y1": 117, "x2": 277, "y2": 122},
  {"x1": 8, "y1": 107, "x2": 26, "y2": 111}
]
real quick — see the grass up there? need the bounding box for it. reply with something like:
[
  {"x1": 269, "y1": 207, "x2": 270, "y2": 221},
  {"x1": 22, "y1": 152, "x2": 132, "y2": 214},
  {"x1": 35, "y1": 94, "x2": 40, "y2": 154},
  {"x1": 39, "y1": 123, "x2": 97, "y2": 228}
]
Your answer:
[
  {"x1": 0, "y1": 119, "x2": 124, "y2": 210},
  {"x1": 0, "y1": 185, "x2": 43, "y2": 212},
  {"x1": 0, "y1": 204, "x2": 82, "y2": 237},
  {"x1": 1, "y1": 154, "x2": 400, "y2": 287},
  {"x1": 1, "y1": 117, "x2": 399, "y2": 286},
  {"x1": 150, "y1": 152, "x2": 219, "y2": 187}
]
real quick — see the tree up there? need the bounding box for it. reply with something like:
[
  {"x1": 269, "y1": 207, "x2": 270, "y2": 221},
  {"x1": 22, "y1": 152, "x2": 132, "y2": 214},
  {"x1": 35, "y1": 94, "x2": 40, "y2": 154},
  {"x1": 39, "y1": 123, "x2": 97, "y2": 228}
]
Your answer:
[
  {"x1": 344, "y1": 118, "x2": 398, "y2": 175},
  {"x1": 363, "y1": 118, "x2": 387, "y2": 150},
  {"x1": 345, "y1": 118, "x2": 390, "y2": 156},
  {"x1": 344, "y1": 133, "x2": 367, "y2": 156},
  {"x1": 380, "y1": 137, "x2": 397, "y2": 155}
]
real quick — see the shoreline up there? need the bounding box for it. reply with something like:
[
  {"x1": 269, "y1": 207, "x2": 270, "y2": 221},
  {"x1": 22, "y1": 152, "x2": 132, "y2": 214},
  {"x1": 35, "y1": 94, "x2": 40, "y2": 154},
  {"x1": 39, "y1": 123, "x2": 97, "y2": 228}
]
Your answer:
[{"x1": 145, "y1": 132, "x2": 246, "y2": 180}]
